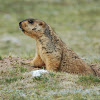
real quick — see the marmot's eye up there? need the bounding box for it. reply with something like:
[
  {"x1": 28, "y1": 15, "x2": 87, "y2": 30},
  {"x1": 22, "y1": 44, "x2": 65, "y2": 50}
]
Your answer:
[{"x1": 28, "y1": 20, "x2": 33, "y2": 24}]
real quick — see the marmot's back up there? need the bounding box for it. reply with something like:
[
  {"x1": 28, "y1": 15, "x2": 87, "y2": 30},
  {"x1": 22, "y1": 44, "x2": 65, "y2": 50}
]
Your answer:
[{"x1": 60, "y1": 44, "x2": 94, "y2": 75}]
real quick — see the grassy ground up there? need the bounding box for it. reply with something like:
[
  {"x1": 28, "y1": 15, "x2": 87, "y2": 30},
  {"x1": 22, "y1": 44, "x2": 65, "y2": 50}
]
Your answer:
[{"x1": 0, "y1": 0, "x2": 100, "y2": 100}]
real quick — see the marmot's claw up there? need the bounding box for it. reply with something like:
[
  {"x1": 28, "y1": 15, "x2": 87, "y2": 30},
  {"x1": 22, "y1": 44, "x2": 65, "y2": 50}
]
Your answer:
[
  {"x1": 31, "y1": 66, "x2": 45, "y2": 69},
  {"x1": 21, "y1": 62, "x2": 25, "y2": 65}
]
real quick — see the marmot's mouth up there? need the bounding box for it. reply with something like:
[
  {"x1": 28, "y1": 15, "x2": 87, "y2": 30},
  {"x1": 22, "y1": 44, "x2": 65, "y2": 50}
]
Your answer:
[{"x1": 19, "y1": 27, "x2": 25, "y2": 32}]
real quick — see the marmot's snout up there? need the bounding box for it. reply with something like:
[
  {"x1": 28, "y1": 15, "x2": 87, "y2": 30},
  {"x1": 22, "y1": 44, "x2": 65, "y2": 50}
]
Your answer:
[
  {"x1": 19, "y1": 21, "x2": 22, "y2": 28},
  {"x1": 19, "y1": 21, "x2": 25, "y2": 32},
  {"x1": 19, "y1": 19, "x2": 35, "y2": 32},
  {"x1": 19, "y1": 21, "x2": 22, "y2": 26}
]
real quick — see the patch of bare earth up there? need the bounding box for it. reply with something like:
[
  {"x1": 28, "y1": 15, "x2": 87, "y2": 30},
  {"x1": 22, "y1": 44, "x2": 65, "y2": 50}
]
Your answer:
[{"x1": 0, "y1": 56, "x2": 41, "y2": 72}]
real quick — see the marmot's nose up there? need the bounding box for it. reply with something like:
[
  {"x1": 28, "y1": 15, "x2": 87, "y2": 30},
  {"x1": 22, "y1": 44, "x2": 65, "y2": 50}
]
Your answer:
[
  {"x1": 19, "y1": 21, "x2": 22, "y2": 27},
  {"x1": 19, "y1": 21, "x2": 25, "y2": 32}
]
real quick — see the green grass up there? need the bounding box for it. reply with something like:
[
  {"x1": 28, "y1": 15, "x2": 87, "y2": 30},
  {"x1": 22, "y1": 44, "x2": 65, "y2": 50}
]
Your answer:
[
  {"x1": 0, "y1": 56, "x2": 2, "y2": 60},
  {"x1": 79, "y1": 75, "x2": 100, "y2": 86},
  {"x1": 5, "y1": 77, "x2": 19, "y2": 83},
  {"x1": 20, "y1": 67, "x2": 27, "y2": 73},
  {"x1": 0, "y1": 0, "x2": 100, "y2": 100}
]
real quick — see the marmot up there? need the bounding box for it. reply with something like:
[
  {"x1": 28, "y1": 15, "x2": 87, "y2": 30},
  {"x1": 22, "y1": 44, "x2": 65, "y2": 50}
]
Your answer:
[{"x1": 19, "y1": 18, "x2": 99, "y2": 76}]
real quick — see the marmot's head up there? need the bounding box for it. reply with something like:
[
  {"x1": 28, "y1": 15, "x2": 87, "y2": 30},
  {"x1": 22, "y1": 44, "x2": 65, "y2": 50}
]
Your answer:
[{"x1": 19, "y1": 19, "x2": 49, "y2": 39}]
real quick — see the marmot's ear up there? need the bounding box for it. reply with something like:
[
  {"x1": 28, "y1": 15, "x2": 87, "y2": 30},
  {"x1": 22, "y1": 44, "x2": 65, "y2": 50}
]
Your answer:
[{"x1": 39, "y1": 21, "x2": 45, "y2": 27}]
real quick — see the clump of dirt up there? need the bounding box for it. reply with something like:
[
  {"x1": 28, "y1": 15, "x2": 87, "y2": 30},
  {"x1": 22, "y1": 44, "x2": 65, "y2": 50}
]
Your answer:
[{"x1": 0, "y1": 56, "x2": 41, "y2": 72}]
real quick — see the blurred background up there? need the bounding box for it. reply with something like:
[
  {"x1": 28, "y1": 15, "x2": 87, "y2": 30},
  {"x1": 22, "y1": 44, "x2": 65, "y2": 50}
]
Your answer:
[{"x1": 0, "y1": 0, "x2": 100, "y2": 63}]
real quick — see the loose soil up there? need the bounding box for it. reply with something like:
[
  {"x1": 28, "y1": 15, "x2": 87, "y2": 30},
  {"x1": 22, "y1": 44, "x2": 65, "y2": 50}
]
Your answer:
[{"x1": 0, "y1": 57, "x2": 41, "y2": 72}]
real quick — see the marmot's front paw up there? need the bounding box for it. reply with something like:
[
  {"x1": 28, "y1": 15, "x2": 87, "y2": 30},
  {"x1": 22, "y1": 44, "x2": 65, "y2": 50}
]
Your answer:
[
  {"x1": 21, "y1": 61, "x2": 32, "y2": 65},
  {"x1": 31, "y1": 66, "x2": 45, "y2": 69}
]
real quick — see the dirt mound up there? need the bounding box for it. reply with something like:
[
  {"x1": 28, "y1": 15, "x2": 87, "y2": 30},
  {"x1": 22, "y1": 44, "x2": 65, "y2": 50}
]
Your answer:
[
  {"x1": 0, "y1": 57, "x2": 99, "y2": 77},
  {"x1": 0, "y1": 57, "x2": 41, "y2": 72}
]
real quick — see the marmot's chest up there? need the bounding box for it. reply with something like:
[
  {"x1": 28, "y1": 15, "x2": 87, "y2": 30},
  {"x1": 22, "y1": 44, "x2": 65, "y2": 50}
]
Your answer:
[
  {"x1": 37, "y1": 43, "x2": 57, "y2": 63},
  {"x1": 37, "y1": 39, "x2": 62, "y2": 63},
  {"x1": 38, "y1": 45, "x2": 46, "y2": 63}
]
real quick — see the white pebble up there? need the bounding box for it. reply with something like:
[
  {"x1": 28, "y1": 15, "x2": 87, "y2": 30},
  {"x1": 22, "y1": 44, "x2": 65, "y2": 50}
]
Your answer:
[{"x1": 31, "y1": 69, "x2": 48, "y2": 77}]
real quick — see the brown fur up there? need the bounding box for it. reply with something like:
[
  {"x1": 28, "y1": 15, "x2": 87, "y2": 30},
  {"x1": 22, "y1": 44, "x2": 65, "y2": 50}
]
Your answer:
[{"x1": 19, "y1": 18, "x2": 95, "y2": 75}]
